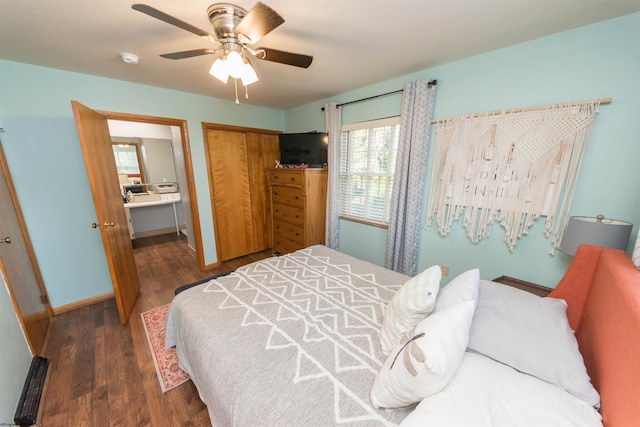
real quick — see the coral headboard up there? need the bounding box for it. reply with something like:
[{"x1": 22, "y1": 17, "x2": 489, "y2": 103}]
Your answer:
[{"x1": 549, "y1": 244, "x2": 640, "y2": 427}]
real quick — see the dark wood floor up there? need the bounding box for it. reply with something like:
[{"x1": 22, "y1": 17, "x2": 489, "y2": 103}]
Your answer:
[{"x1": 39, "y1": 233, "x2": 271, "y2": 426}]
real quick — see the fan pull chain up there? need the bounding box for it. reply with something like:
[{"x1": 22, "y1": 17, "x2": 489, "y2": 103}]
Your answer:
[
  {"x1": 234, "y1": 79, "x2": 239, "y2": 104},
  {"x1": 245, "y1": 84, "x2": 249, "y2": 100}
]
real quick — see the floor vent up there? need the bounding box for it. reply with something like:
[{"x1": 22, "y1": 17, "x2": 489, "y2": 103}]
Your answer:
[{"x1": 14, "y1": 356, "x2": 48, "y2": 427}]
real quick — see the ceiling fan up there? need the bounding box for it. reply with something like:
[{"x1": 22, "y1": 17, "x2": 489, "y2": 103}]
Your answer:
[{"x1": 132, "y1": 2, "x2": 313, "y2": 102}]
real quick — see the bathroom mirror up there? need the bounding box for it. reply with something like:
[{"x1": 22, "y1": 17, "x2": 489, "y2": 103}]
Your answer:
[
  {"x1": 112, "y1": 138, "x2": 177, "y2": 185},
  {"x1": 112, "y1": 143, "x2": 145, "y2": 183}
]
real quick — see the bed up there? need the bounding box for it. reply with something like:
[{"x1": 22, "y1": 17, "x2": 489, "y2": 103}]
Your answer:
[{"x1": 165, "y1": 244, "x2": 640, "y2": 426}]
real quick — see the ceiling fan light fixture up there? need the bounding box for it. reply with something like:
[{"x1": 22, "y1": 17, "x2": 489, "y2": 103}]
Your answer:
[
  {"x1": 240, "y1": 62, "x2": 259, "y2": 86},
  {"x1": 134, "y1": 2, "x2": 313, "y2": 104},
  {"x1": 209, "y1": 58, "x2": 229, "y2": 83},
  {"x1": 210, "y1": 49, "x2": 259, "y2": 87},
  {"x1": 225, "y1": 50, "x2": 245, "y2": 78}
]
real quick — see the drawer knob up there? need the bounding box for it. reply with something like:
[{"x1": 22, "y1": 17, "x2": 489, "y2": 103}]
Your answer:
[
  {"x1": 295, "y1": 196, "x2": 299, "y2": 200},
  {"x1": 295, "y1": 215, "x2": 300, "y2": 218},
  {"x1": 291, "y1": 177, "x2": 295, "y2": 181},
  {"x1": 274, "y1": 192, "x2": 278, "y2": 196}
]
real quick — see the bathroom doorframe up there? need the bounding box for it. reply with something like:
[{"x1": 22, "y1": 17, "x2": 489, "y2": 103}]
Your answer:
[{"x1": 98, "y1": 110, "x2": 206, "y2": 269}]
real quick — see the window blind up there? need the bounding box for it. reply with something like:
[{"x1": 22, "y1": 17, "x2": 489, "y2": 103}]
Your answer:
[{"x1": 339, "y1": 118, "x2": 400, "y2": 224}]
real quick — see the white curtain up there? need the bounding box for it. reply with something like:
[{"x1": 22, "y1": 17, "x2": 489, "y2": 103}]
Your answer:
[
  {"x1": 324, "y1": 103, "x2": 342, "y2": 249},
  {"x1": 385, "y1": 80, "x2": 437, "y2": 275}
]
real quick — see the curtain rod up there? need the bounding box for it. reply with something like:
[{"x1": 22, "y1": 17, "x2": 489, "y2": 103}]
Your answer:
[
  {"x1": 430, "y1": 97, "x2": 612, "y2": 123},
  {"x1": 321, "y1": 79, "x2": 437, "y2": 111}
]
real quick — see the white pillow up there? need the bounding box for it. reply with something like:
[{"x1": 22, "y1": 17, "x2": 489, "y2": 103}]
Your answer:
[
  {"x1": 434, "y1": 268, "x2": 480, "y2": 312},
  {"x1": 400, "y1": 352, "x2": 604, "y2": 427},
  {"x1": 379, "y1": 265, "x2": 441, "y2": 355},
  {"x1": 371, "y1": 300, "x2": 475, "y2": 409},
  {"x1": 468, "y1": 279, "x2": 600, "y2": 408}
]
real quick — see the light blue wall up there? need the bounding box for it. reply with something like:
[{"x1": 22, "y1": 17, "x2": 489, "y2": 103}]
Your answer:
[
  {"x1": 0, "y1": 273, "x2": 32, "y2": 422},
  {"x1": 284, "y1": 13, "x2": 640, "y2": 287},
  {"x1": 0, "y1": 61, "x2": 284, "y2": 307},
  {"x1": 0, "y1": 13, "x2": 638, "y2": 311}
]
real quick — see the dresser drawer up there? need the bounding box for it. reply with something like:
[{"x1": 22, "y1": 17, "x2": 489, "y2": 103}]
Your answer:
[
  {"x1": 272, "y1": 203, "x2": 304, "y2": 225},
  {"x1": 273, "y1": 219, "x2": 304, "y2": 244},
  {"x1": 272, "y1": 186, "x2": 304, "y2": 207},
  {"x1": 269, "y1": 170, "x2": 303, "y2": 187},
  {"x1": 273, "y1": 236, "x2": 303, "y2": 255}
]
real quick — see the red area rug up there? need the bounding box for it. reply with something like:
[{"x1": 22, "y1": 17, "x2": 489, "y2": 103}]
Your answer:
[{"x1": 141, "y1": 304, "x2": 190, "y2": 393}]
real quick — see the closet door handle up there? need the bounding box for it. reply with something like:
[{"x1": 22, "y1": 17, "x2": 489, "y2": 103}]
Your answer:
[{"x1": 0, "y1": 236, "x2": 10, "y2": 244}]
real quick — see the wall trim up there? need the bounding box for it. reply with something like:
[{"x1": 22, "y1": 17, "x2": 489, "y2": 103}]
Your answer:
[
  {"x1": 53, "y1": 292, "x2": 114, "y2": 315},
  {"x1": 133, "y1": 226, "x2": 185, "y2": 239}
]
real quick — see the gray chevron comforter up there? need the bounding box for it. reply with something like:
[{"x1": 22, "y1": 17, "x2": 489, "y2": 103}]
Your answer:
[{"x1": 165, "y1": 245, "x2": 413, "y2": 426}]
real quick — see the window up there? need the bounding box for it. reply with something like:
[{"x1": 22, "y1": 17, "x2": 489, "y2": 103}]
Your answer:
[{"x1": 339, "y1": 117, "x2": 400, "y2": 225}]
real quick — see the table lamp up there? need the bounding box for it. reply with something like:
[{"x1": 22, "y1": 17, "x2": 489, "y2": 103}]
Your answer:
[{"x1": 562, "y1": 215, "x2": 633, "y2": 256}]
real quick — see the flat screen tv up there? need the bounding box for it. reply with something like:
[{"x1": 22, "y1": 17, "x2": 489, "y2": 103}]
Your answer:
[{"x1": 279, "y1": 132, "x2": 328, "y2": 167}]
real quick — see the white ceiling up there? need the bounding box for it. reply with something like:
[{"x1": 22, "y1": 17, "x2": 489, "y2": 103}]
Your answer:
[{"x1": 1, "y1": 1, "x2": 639, "y2": 110}]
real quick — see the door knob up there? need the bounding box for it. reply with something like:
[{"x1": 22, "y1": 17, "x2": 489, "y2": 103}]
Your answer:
[
  {"x1": 0, "y1": 236, "x2": 10, "y2": 244},
  {"x1": 92, "y1": 222, "x2": 115, "y2": 229}
]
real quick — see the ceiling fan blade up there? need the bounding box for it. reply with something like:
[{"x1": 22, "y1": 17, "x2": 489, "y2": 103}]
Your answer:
[
  {"x1": 255, "y1": 47, "x2": 313, "y2": 68},
  {"x1": 132, "y1": 4, "x2": 216, "y2": 39},
  {"x1": 234, "y1": 2, "x2": 284, "y2": 44},
  {"x1": 160, "y1": 49, "x2": 217, "y2": 60}
]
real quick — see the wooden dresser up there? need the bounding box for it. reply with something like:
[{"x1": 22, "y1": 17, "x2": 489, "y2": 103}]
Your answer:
[{"x1": 267, "y1": 168, "x2": 328, "y2": 254}]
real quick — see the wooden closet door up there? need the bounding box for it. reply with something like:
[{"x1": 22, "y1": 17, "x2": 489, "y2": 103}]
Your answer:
[
  {"x1": 206, "y1": 129, "x2": 255, "y2": 261},
  {"x1": 245, "y1": 132, "x2": 279, "y2": 251}
]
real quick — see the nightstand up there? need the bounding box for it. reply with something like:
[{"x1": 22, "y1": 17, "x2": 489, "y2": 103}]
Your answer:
[{"x1": 492, "y1": 275, "x2": 552, "y2": 297}]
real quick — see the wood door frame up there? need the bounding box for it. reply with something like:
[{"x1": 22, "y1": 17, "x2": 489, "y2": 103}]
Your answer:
[
  {"x1": 202, "y1": 122, "x2": 281, "y2": 265},
  {"x1": 99, "y1": 110, "x2": 206, "y2": 269}
]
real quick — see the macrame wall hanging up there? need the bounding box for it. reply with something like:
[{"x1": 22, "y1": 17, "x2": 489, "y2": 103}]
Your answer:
[{"x1": 426, "y1": 98, "x2": 609, "y2": 253}]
